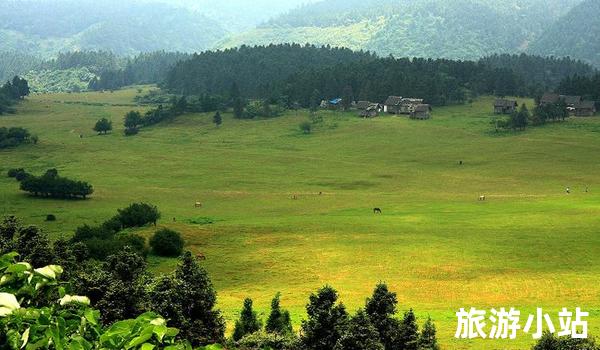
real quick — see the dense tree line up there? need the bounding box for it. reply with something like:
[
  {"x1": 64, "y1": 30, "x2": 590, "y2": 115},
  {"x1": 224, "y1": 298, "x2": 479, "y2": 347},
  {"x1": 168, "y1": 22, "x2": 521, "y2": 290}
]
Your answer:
[
  {"x1": 164, "y1": 45, "x2": 596, "y2": 107},
  {"x1": 165, "y1": 44, "x2": 376, "y2": 99},
  {"x1": 480, "y1": 54, "x2": 594, "y2": 97},
  {"x1": 14, "y1": 168, "x2": 93, "y2": 199},
  {"x1": 557, "y1": 74, "x2": 600, "y2": 109}
]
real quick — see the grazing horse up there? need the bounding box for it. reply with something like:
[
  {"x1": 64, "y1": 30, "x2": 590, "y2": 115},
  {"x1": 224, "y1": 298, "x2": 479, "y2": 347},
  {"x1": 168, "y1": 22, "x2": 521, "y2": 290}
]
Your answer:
[
  {"x1": 373, "y1": 208, "x2": 382, "y2": 214},
  {"x1": 196, "y1": 253, "x2": 206, "y2": 261},
  {"x1": 479, "y1": 195, "x2": 486, "y2": 201},
  {"x1": 195, "y1": 202, "x2": 202, "y2": 208}
]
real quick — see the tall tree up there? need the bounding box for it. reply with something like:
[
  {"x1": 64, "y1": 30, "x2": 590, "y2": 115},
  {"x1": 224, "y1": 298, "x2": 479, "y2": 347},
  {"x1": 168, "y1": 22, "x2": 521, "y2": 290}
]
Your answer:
[
  {"x1": 301, "y1": 285, "x2": 349, "y2": 350},
  {"x1": 233, "y1": 298, "x2": 262, "y2": 341},
  {"x1": 398, "y1": 310, "x2": 419, "y2": 350},
  {"x1": 334, "y1": 309, "x2": 384, "y2": 350},
  {"x1": 341, "y1": 85, "x2": 354, "y2": 111},
  {"x1": 418, "y1": 317, "x2": 439, "y2": 350},
  {"x1": 149, "y1": 252, "x2": 225, "y2": 346},
  {"x1": 365, "y1": 283, "x2": 402, "y2": 350},
  {"x1": 266, "y1": 292, "x2": 293, "y2": 335}
]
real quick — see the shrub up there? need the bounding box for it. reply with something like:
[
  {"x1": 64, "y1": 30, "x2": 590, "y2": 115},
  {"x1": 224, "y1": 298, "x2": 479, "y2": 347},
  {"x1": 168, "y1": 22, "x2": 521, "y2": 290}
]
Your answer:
[
  {"x1": 45, "y1": 214, "x2": 56, "y2": 222},
  {"x1": 7, "y1": 168, "x2": 24, "y2": 178},
  {"x1": 149, "y1": 228, "x2": 184, "y2": 257},
  {"x1": 236, "y1": 332, "x2": 299, "y2": 350},
  {"x1": 116, "y1": 203, "x2": 160, "y2": 228},
  {"x1": 124, "y1": 127, "x2": 139, "y2": 136},
  {"x1": 93, "y1": 118, "x2": 113, "y2": 134}
]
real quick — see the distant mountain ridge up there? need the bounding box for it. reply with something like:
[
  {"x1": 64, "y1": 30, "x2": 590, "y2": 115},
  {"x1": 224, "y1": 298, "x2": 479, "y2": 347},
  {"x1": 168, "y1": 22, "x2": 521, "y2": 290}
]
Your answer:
[
  {"x1": 220, "y1": 0, "x2": 591, "y2": 63},
  {"x1": 0, "y1": 0, "x2": 226, "y2": 57},
  {"x1": 528, "y1": 0, "x2": 600, "y2": 67}
]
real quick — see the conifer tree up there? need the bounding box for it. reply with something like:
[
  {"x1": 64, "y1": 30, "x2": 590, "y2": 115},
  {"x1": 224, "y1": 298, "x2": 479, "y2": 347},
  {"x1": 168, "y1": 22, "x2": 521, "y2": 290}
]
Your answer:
[{"x1": 233, "y1": 298, "x2": 262, "y2": 341}]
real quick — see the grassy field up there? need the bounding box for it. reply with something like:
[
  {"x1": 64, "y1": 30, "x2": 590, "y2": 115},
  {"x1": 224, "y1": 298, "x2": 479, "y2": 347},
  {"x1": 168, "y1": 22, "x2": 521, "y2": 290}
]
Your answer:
[{"x1": 1, "y1": 87, "x2": 600, "y2": 349}]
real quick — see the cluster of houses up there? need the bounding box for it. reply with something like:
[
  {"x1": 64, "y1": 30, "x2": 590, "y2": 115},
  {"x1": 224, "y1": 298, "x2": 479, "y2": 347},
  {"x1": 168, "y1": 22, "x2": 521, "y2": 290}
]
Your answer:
[
  {"x1": 321, "y1": 96, "x2": 432, "y2": 120},
  {"x1": 493, "y1": 94, "x2": 597, "y2": 117}
]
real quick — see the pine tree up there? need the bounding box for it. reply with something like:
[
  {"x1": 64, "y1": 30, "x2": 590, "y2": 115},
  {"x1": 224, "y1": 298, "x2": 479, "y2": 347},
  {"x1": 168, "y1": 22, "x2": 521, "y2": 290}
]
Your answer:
[
  {"x1": 233, "y1": 298, "x2": 262, "y2": 341},
  {"x1": 341, "y1": 85, "x2": 354, "y2": 111},
  {"x1": 301, "y1": 285, "x2": 349, "y2": 350},
  {"x1": 418, "y1": 318, "x2": 439, "y2": 350},
  {"x1": 266, "y1": 292, "x2": 293, "y2": 335},
  {"x1": 365, "y1": 283, "x2": 402, "y2": 350},
  {"x1": 334, "y1": 309, "x2": 384, "y2": 350},
  {"x1": 149, "y1": 252, "x2": 225, "y2": 346},
  {"x1": 309, "y1": 89, "x2": 321, "y2": 112},
  {"x1": 398, "y1": 309, "x2": 419, "y2": 350}
]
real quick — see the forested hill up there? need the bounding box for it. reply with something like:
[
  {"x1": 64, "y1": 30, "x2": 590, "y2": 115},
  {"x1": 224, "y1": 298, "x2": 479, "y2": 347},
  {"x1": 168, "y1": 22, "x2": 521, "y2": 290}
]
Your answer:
[
  {"x1": 220, "y1": 0, "x2": 585, "y2": 61},
  {"x1": 164, "y1": 45, "x2": 595, "y2": 106},
  {"x1": 529, "y1": 0, "x2": 600, "y2": 67},
  {"x1": 0, "y1": 0, "x2": 226, "y2": 57}
]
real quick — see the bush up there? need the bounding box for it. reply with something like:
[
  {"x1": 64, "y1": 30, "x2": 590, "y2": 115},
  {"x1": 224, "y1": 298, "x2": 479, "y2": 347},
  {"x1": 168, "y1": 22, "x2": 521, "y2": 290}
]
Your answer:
[
  {"x1": 124, "y1": 127, "x2": 139, "y2": 136},
  {"x1": 7, "y1": 168, "x2": 24, "y2": 178},
  {"x1": 236, "y1": 332, "x2": 299, "y2": 350},
  {"x1": 117, "y1": 203, "x2": 160, "y2": 228},
  {"x1": 149, "y1": 228, "x2": 184, "y2": 257},
  {"x1": 45, "y1": 214, "x2": 56, "y2": 222}
]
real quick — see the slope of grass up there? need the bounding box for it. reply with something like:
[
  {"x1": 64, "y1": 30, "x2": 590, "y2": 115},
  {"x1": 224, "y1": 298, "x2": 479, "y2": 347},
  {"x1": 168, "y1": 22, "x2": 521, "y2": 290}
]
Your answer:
[{"x1": 1, "y1": 89, "x2": 600, "y2": 349}]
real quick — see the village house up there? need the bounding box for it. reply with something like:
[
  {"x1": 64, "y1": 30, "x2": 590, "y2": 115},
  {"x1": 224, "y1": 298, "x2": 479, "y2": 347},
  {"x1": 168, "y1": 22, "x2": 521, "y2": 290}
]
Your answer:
[
  {"x1": 493, "y1": 99, "x2": 518, "y2": 114},
  {"x1": 410, "y1": 104, "x2": 431, "y2": 120},
  {"x1": 359, "y1": 103, "x2": 382, "y2": 118},
  {"x1": 400, "y1": 98, "x2": 424, "y2": 114},
  {"x1": 356, "y1": 101, "x2": 371, "y2": 110},
  {"x1": 574, "y1": 100, "x2": 597, "y2": 117},
  {"x1": 384, "y1": 96, "x2": 403, "y2": 114}
]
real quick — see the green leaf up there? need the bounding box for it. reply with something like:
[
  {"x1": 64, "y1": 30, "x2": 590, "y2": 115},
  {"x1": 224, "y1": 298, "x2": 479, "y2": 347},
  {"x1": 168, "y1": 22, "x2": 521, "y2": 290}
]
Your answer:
[{"x1": 140, "y1": 344, "x2": 155, "y2": 350}]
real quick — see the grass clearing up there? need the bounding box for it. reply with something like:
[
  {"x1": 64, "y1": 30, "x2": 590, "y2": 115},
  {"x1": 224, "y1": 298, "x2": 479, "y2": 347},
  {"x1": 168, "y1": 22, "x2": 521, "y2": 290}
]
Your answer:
[{"x1": 1, "y1": 88, "x2": 600, "y2": 349}]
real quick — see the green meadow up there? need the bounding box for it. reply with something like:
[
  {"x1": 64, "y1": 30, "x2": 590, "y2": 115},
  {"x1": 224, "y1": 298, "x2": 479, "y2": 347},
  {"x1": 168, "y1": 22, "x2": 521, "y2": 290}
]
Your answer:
[{"x1": 1, "y1": 87, "x2": 600, "y2": 349}]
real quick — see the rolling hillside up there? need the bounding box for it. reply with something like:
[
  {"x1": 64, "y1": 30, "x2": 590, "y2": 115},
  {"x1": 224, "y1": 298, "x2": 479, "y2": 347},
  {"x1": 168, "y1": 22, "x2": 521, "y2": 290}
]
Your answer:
[
  {"x1": 220, "y1": 0, "x2": 586, "y2": 61},
  {"x1": 529, "y1": 0, "x2": 600, "y2": 67},
  {"x1": 0, "y1": 0, "x2": 227, "y2": 57}
]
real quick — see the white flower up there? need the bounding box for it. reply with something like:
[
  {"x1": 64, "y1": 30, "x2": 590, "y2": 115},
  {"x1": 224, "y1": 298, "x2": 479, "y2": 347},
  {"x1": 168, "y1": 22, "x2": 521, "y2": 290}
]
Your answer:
[
  {"x1": 0, "y1": 293, "x2": 20, "y2": 317},
  {"x1": 59, "y1": 295, "x2": 90, "y2": 306}
]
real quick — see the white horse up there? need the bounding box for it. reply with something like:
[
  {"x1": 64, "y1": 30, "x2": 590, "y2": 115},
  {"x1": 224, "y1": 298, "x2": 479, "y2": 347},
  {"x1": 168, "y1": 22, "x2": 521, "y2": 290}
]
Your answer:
[
  {"x1": 479, "y1": 195, "x2": 486, "y2": 201},
  {"x1": 195, "y1": 202, "x2": 202, "y2": 208}
]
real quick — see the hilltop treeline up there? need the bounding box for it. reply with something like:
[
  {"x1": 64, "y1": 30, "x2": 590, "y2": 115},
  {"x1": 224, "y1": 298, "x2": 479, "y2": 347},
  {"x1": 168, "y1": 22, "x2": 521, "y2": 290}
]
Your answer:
[{"x1": 164, "y1": 44, "x2": 596, "y2": 106}]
